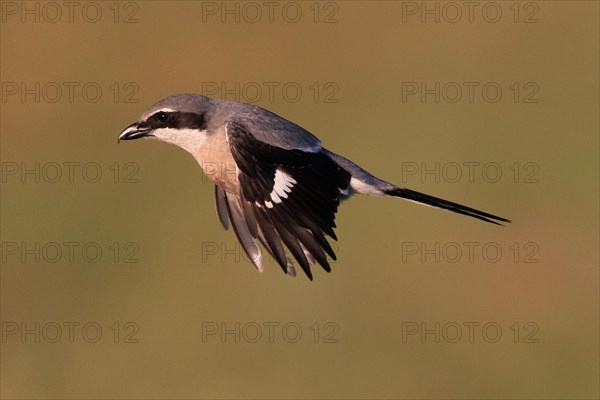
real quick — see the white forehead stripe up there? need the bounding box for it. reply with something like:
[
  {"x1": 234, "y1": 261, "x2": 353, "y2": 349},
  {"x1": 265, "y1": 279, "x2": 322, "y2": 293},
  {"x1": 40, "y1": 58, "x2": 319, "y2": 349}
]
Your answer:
[
  {"x1": 141, "y1": 107, "x2": 177, "y2": 120},
  {"x1": 269, "y1": 169, "x2": 296, "y2": 204}
]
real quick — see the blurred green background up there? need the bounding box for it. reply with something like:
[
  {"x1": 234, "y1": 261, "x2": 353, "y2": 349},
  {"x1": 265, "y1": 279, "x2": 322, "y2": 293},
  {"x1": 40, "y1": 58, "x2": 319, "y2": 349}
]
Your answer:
[{"x1": 1, "y1": 1, "x2": 598, "y2": 399}]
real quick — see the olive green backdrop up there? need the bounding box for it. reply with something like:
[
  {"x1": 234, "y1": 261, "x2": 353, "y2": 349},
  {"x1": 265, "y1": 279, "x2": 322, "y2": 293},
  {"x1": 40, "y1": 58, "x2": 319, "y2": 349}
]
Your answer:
[{"x1": 1, "y1": 1, "x2": 598, "y2": 399}]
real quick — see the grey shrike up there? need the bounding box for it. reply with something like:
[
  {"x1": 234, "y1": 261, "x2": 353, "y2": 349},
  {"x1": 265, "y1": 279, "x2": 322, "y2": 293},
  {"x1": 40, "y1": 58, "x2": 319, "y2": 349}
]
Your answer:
[{"x1": 119, "y1": 94, "x2": 510, "y2": 280}]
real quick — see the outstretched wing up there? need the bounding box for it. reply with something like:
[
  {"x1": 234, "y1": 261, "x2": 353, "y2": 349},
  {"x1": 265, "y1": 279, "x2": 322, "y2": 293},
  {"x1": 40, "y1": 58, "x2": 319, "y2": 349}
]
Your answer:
[{"x1": 217, "y1": 119, "x2": 351, "y2": 280}]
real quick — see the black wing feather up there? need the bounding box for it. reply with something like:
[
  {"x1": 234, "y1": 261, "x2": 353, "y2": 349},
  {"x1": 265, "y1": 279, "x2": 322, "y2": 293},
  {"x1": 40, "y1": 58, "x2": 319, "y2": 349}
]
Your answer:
[{"x1": 226, "y1": 120, "x2": 350, "y2": 279}]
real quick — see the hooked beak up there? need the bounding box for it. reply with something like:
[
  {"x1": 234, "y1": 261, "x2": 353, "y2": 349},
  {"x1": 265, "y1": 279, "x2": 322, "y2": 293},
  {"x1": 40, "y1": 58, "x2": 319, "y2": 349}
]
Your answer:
[{"x1": 118, "y1": 122, "x2": 151, "y2": 143}]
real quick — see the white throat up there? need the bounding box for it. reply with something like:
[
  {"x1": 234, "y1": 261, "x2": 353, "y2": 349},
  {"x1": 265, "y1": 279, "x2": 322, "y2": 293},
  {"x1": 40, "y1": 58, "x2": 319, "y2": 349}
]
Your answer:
[{"x1": 151, "y1": 128, "x2": 208, "y2": 156}]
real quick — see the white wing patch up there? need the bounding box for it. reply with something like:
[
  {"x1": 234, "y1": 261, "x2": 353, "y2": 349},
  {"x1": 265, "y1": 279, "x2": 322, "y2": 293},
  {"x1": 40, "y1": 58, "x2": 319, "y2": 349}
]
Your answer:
[
  {"x1": 270, "y1": 169, "x2": 296, "y2": 204},
  {"x1": 253, "y1": 169, "x2": 297, "y2": 209}
]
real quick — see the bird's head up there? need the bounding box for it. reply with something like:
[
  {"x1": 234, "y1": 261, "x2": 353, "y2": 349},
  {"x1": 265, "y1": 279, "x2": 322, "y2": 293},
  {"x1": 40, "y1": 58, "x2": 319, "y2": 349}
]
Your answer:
[{"x1": 118, "y1": 94, "x2": 215, "y2": 155}]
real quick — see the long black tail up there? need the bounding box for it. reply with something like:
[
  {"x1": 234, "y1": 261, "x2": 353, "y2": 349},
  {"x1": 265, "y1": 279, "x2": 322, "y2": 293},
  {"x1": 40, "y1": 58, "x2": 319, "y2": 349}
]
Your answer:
[
  {"x1": 385, "y1": 187, "x2": 511, "y2": 225},
  {"x1": 322, "y1": 150, "x2": 510, "y2": 225}
]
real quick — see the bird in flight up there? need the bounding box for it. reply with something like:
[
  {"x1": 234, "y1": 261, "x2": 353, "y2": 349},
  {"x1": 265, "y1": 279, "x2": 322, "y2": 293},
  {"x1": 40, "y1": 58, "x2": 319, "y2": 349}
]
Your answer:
[{"x1": 119, "y1": 94, "x2": 510, "y2": 280}]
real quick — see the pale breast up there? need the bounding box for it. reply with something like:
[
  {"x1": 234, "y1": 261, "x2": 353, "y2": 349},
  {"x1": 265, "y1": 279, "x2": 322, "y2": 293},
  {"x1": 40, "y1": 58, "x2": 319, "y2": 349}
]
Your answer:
[{"x1": 196, "y1": 125, "x2": 240, "y2": 195}]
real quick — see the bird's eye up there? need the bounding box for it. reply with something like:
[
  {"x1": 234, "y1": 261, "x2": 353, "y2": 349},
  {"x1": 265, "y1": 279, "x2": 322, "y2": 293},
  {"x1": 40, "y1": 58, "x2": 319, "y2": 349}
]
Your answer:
[{"x1": 156, "y1": 112, "x2": 168, "y2": 122}]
